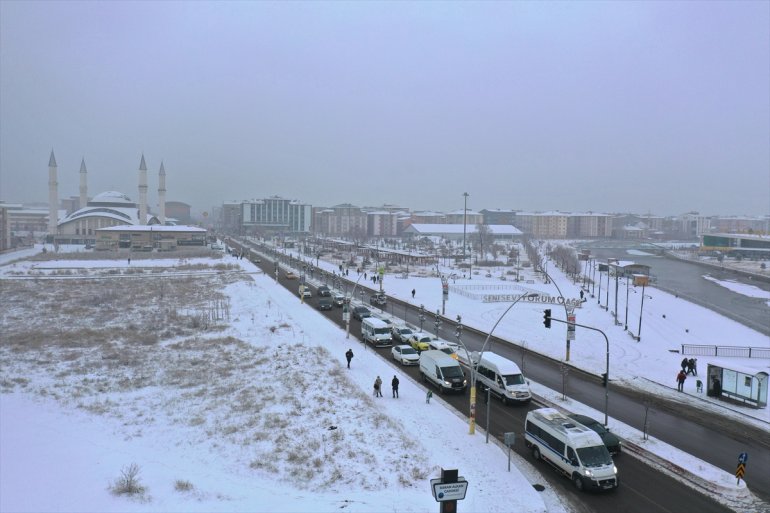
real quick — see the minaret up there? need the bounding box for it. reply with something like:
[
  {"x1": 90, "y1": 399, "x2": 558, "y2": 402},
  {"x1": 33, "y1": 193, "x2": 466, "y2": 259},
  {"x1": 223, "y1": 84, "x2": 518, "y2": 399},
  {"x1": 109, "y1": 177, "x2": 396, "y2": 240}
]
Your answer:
[
  {"x1": 138, "y1": 154, "x2": 148, "y2": 225},
  {"x1": 48, "y1": 150, "x2": 58, "y2": 236},
  {"x1": 79, "y1": 158, "x2": 88, "y2": 209},
  {"x1": 158, "y1": 161, "x2": 166, "y2": 225}
]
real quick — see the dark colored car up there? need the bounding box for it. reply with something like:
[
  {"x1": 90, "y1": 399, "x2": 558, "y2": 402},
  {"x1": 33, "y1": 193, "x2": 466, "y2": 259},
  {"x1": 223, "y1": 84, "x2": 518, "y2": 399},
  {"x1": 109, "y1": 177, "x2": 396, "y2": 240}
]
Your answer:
[
  {"x1": 352, "y1": 306, "x2": 372, "y2": 321},
  {"x1": 317, "y1": 297, "x2": 333, "y2": 311},
  {"x1": 317, "y1": 285, "x2": 331, "y2": 297},
  {"x1": 568, "y1": 414, "x2": 622, "y2": 456}
]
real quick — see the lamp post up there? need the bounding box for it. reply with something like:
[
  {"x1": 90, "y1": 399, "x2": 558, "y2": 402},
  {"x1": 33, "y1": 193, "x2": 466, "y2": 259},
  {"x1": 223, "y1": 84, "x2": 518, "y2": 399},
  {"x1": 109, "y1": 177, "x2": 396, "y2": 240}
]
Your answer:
[
  {"x1": 459, "y1": 292, "x2": 539, "y2": 435},
  {"x1": 462, "y1": 192, "x2": 469, "y2": 266},
  {"x1": 636, "y1": 283, "x2": 651, "y2": 341},
  {"x1": 345, "y1": 271, "x2": 366, "y2": 340},
  {"x1": 624, "y1": 277, "x2": 630, "y2": 330}
]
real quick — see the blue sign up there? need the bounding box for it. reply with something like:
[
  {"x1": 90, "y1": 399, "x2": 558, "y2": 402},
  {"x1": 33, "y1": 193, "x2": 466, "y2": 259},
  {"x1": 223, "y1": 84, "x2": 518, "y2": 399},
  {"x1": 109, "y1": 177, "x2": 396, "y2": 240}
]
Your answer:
[{"x1": 738, "y1": 452, "x2": 748, "y2": 464}]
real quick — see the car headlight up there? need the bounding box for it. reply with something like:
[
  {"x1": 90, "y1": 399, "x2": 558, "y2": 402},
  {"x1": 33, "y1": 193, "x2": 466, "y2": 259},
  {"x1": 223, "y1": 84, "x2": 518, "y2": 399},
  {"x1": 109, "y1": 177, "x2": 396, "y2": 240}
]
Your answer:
[
  {"x1": 613, "y1": 465, "x2": 618, "y2": 474},
  {"x1": 583, "y1": 469, "x2": 593, "y2": 477}
]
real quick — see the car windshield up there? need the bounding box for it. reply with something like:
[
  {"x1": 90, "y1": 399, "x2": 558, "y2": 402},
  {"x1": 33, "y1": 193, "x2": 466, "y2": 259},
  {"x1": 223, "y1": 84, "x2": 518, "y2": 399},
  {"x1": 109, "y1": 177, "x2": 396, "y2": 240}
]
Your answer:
[
  {"x1": 440, "y1": 348, "x2": 455, "y2": 356},
  {"x1": 400, "y1": 347, "x2": 417, "y2": 355},
  {"x1": 399, "y1": 329, "x2": 412, "y2": 336},
  {"x1": 374, "y1": 327, "x2": 390, "y2": 335},
  {"x1": 576, "y1": 445, "x2": 613, "y2": 468},
  {"x1": 420, "y1": 337, "x2": 431, "y2": 343},
  {"x1": 441, "y1": 366, "x2": 464, "y2": 379},
  {"x1": 502, "y1": 373, "x2": 525, "y2": 386}
]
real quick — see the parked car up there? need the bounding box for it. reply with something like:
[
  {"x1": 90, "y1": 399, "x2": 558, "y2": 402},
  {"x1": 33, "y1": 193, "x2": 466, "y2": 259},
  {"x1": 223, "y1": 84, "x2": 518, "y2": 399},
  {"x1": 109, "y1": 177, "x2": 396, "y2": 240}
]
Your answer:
[
  {"x1": 369, "y1": 293, "x2": 387, "y2": 306},
  {"x1": 298, "y1": 285, "x2": 312, "y2": 298},
  {"x1": 428, "y1": 340, "x2": 458, "y2": 360},
  {"x1": 317, "y1": 285, "x2": 331, "y2": 297},
  {"x1": 567, "y1": 414, "x2": 622, "y2": 456},
  {"x1": 408, "y1": 332, "x2": 433, "y2": 352},
  {"x1": 352, "y1": 306, "x2": 372, "y2": 321},
  {"x1": 333, "y1": 294, "x2": 345, "y2": 307},
  {"x1": 391, "y1": 345, "x2": 420, "y2": 366},
  {"x1": 391, "y1": 325, "x2": 414, "y2": 343},
  {"x1": 317, "y1": 296, "x2": 333, "y2": 311}
]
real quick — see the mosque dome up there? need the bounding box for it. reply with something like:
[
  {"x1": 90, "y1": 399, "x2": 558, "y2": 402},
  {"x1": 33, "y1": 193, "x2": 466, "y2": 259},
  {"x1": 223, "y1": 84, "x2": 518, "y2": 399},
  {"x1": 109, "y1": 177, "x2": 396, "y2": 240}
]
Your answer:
[{"x1": 90, "y1": 191, "x2": 134, "y2": 206}]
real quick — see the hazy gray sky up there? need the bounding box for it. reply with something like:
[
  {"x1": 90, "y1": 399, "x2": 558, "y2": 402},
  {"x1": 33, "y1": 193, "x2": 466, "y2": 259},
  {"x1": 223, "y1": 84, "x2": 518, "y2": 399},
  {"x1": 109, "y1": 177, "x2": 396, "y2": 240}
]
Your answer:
[{"x1": 1, "y1": 1, "x2": 768, "y2": 217}]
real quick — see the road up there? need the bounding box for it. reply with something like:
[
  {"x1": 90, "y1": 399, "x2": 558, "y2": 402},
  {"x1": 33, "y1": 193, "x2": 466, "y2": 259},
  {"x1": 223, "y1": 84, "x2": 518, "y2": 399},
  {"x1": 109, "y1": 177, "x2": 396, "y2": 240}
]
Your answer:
[{"x1": 229, "y1": 238, "x2": 768, "y2": 511}]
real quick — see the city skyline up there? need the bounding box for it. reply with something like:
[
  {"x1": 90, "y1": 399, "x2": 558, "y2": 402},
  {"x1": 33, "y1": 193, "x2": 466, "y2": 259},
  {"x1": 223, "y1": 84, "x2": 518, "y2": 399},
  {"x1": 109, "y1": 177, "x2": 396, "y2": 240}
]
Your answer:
[{"x1": 1, "y1": 1, "x2": 768, "y2": 217}]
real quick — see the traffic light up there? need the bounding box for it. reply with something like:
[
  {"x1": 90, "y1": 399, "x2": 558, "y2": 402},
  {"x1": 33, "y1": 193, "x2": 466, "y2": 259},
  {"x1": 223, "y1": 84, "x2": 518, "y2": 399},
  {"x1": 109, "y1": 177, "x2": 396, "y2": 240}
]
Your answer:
[
  {"x1": 543, "y1": 309, "x2": 552, "y2": 329},
  {"x1": 601, "y1": 373, "x2": 608, "y2": 387}
]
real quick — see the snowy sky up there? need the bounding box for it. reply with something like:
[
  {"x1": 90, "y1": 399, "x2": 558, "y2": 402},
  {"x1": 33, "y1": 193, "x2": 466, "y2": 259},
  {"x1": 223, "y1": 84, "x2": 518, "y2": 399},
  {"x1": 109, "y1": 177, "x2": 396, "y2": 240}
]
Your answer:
[
  {"x1": 1, "y1": 1, "x2": 769, "y2": 216},
  {"x1": 1, "y1": 242, "x2": 768, "y2": 512}
]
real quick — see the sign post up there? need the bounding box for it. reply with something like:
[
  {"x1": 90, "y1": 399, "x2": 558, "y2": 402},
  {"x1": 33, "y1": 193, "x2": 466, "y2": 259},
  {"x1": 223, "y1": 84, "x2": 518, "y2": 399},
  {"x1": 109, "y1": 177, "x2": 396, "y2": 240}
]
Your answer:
[
  {"x1": 736, "y1": 452, "x2": 748, "y2": 484},
  {"x1": 430, "y1": 468, "x2": 468, "y2": 513}
]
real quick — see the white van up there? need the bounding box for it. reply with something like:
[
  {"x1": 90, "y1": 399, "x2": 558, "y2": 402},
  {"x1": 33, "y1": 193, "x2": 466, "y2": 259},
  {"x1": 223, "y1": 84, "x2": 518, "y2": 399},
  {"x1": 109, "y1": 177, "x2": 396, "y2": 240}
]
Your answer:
[
  {"x1": 474, "y1": 352, "x2": 531, "y2": 404},
  {"x1": 524, "y1": 408, "x2": 619, "y2": 492},
  {"x1": 419, "y1": 350, "x2": 467, "y2": 394},
  {"x1": 361, "y1": 317, "x2": 393, "y2": 347}
]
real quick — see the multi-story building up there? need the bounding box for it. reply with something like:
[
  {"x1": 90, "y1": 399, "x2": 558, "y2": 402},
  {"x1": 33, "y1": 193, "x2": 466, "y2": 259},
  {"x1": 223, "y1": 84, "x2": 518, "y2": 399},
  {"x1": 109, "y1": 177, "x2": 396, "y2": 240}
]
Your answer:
[
  {"x1": 313, "y1": 204, "x2": 367, "y2": 238},
  {"x1": 0, "y1": 202, "x2": 10, "y2": 251},
  {"x1": 567, "y1": 213, "x2": 613, "y2": 238},
  {"x1": 165, "y1": 201, "x2": 192, "y2": 224},
  {"x1": 240, "y1": 196, "x2": 312, "y2": 234},
  {"x1": 480, "y1": 208, "x2": 518, "y2": 225},
  {"x1": 514, "y1": 212, "x2": 569, "y2": 238},
  {"x1": 709, "y1": 215, "x2": 769, "y2": 235},
  {"x1": 220, "y1": 201, "x2": 242, "y2": 233},
  {"x1": 366, "y1": 210, "x2": 400, "y2": 237},
  {"x1": 444, "y1": 209, "x2": 483, "y2": 225}
]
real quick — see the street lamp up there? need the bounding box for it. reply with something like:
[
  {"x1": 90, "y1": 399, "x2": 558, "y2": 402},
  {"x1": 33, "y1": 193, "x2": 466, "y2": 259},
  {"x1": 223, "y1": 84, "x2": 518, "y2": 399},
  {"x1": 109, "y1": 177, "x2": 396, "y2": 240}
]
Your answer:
[
  {"x1": 635, "y1": 283, "x2": 651, "y2": 341},
  {"x1": 345, "y1": 271, "x2": 367, "y2": 340},
  {"x1": 462, "y1": 192, "x2": 469, "y2": 266},
  {"x1": 458, "y1": 292, "x2": 539, "y2": 435}
]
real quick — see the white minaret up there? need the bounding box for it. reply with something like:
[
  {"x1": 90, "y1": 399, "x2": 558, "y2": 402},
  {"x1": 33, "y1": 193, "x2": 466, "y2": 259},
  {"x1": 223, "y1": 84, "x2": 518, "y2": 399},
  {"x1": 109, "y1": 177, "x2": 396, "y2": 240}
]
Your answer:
[
  {"x1": 158, "y1": 161, "x2": 166, "y2": 225},
  {"x1": 79, "y1": 157, "x2": 88, "y2": 209},
  {"x1": 138, "y1": 154, "x2": 148, "y2": 225},
  {"x1": 48, "y1": 149, "x2": 58, "y2": 236}
]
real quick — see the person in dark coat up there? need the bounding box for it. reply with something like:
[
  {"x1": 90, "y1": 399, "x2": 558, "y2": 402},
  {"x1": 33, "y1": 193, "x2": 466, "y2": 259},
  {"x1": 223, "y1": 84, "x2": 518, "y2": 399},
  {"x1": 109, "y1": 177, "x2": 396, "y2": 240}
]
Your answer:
[
  {"x1": 345, "y1": 349, "x2": 353, "y2": 369},
  {"x1": 676, "y1": 370, "x2": 687, "y2": 392},
  {"x1": 681, "y1": 357, "x2": 689, "y2": 372},
  {"x1": 411, "y1": 289, "x2": 416, "y2": 298},
  {"x1": 392, "y1": 375, "x2": 400, "y2": 398},
  {"x1": 687, "y1": 358, "x2": 697, "y2": 376}
]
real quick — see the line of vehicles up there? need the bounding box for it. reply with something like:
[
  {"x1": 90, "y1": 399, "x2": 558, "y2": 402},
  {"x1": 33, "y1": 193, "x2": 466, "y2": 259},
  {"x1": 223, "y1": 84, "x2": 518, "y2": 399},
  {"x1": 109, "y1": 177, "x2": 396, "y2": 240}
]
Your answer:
[{"x1": 269, "y1": 253, "x2": 622, "y2": 493}]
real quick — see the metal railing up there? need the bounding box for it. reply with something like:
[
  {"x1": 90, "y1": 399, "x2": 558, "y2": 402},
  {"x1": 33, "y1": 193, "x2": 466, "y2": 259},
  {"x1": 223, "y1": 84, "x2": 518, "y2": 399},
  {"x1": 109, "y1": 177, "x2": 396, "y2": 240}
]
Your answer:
[{"x1": 681, "y1": 344, "x2": 770, "y2": 359}]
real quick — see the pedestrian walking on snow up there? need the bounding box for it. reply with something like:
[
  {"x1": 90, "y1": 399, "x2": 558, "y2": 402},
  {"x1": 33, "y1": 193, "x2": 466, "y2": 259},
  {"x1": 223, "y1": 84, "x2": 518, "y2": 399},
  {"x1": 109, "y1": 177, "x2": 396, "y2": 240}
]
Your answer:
[
  {"x1": 426, "y1": 390, "x2": 433, "y2": 404},
  {"x1": 681, "y1": 357, "x2": 688, "y2": 372},
  {"x1": 345, "y1": 349, "x2": 354, "y2": 369},
  {"x1": 411, "y1": 289, "x2": 415, "y2": 298},
  {"x1": 392, "y1": 376, "x2": 400, "y2": 398},
  {"x1": 374, "y1": 376, "x2": 383, "y2": 397},
  {"x1": 676, "y1": 370, "x2": 687, "y2": 392},
  {"x1": 687, "y1": 358, "x2": 697, "y2": 376}
]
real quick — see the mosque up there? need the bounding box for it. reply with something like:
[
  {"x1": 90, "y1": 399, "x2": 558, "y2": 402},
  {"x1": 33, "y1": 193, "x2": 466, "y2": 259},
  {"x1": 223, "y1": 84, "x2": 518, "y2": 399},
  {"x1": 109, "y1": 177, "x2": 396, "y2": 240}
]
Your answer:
[{"x1": 48, "y1": 151, "x2": 206, "y2": 250}]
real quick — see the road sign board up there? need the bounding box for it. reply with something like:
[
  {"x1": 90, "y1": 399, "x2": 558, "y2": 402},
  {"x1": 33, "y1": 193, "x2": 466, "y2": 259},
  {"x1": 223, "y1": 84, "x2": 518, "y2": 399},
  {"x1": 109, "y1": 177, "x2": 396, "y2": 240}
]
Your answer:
[
  {"x1": 430, "y1": 478, "x2": 468, "y2": 502},
  {"x1": 736, "y1": 463, "x2": 745, "y2": 479},
  {"x1": 738, "y1": 452, "x2": 748, "y2": 464}
]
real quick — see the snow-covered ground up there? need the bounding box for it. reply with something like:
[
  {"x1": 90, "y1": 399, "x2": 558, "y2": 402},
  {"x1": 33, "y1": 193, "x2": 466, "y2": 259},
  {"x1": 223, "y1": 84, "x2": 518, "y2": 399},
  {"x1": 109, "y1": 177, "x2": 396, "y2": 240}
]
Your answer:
[{"x1": 1, "y1": 243, "x2": 768, "y2": 512}]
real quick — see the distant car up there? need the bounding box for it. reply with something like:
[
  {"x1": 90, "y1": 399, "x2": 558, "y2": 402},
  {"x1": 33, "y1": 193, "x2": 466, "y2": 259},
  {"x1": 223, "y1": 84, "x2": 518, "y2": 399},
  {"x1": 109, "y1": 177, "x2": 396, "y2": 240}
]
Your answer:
[
  {"x1": 568, "y1": 414, "x2": 622, "y2": 456},
  {"x1": 369, "y1": 293, "x2": 387, "y2": 306},
  {"x1": 391, "y1": 325, "x2": 414, "y2": 343},
  {"x1": 391, "y1": 345, "x2": 420, "y2": 366},
  {"x1": 352, "y1": 306, "x2": 371, "y2": 321},
  {"x1": 317, "y1": 296, "x2": 333, "y2": 311},
  {"x1": 285, "y1": 270, "x2": 298, "y2": 279},
  {"x1": 428, "y1": 340, "x2": 458, "y2": 360},
  {"x1": 317, "y1": 285, "x2": 331, "y2": 297},
  {"x1": 298, "y1": 285, "x2": 312, "y2": 298},
  {"x1": 408, "y1": 332, "x2": 433, "y2": 352},
  {"x1": 333, "y1": 294, "x2": 345, "y2": 307}
]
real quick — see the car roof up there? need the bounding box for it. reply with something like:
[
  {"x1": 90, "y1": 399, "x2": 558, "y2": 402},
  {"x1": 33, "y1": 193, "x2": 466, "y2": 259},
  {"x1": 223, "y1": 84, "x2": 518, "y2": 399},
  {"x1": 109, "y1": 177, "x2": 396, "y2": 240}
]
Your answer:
[{"x1": 568, "y1": 414, "x2": 598, "y2": 425}]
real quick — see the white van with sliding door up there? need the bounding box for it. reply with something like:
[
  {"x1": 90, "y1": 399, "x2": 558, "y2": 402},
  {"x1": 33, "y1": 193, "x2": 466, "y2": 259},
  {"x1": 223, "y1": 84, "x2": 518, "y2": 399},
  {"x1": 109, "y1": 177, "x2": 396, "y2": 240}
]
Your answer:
[
  {"x1": 474, "y1": 352, "x2": 531, "y2": 404},
  {"x1": 524, "y1": 408, "x2": 619, "y2": 492},
  {"x1": 361, "y1": 317, "x2": 393, "y2": 347}
]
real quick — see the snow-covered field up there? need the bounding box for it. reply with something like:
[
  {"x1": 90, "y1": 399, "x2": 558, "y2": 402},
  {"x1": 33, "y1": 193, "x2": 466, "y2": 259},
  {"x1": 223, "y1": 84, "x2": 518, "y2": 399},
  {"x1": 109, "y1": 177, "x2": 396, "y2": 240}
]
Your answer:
[{"x1": 1, "y1": 243, "x2": 768, "y2": 512}]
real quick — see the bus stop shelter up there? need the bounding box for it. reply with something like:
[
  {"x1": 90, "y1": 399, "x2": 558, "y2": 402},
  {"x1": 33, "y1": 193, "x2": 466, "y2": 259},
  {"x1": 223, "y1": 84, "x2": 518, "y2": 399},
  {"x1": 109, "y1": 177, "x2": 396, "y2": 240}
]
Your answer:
[{"x1": 706, "y1": 364, "x2": 768, "y2": 409}]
